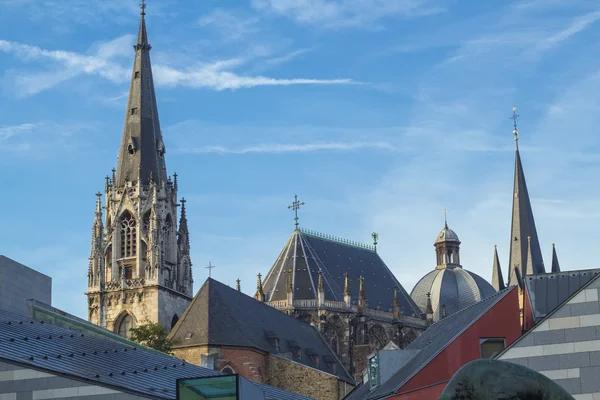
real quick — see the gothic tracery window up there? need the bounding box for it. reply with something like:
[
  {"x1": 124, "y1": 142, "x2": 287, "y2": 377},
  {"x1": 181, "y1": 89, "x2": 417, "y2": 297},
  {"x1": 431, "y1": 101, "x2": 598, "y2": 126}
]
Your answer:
[{"x1": 120, "y1": 212, "x2": 137, "y2": 258}]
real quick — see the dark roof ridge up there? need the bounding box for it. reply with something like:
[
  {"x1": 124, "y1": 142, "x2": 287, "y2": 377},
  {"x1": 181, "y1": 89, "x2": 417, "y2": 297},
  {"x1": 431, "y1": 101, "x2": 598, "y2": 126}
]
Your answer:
[
  {"x1": 498, "y1": 271, "x2": 600, "y2": 358},
  {"x1": 298, "y1": 227, "x2": 376, "y2": 252},
  {"x1": 527, "y1": 267, "x2": 600, "y2": 278}
]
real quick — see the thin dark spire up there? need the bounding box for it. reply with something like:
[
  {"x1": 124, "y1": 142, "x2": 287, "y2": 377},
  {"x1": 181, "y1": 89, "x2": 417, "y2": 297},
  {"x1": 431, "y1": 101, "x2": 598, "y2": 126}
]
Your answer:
[
  {"x1": 551, "y1": 243, "x2": 561, "y2": 273},
  {"x1": 492, "y1": 245, "x2": 505, "y2": 291},
  {"x1": 508, "y1": 109, "x2": 545, "y2": 287},
  {"x1": 115, "y1": 1, "x2": 163, "y2": 187}
]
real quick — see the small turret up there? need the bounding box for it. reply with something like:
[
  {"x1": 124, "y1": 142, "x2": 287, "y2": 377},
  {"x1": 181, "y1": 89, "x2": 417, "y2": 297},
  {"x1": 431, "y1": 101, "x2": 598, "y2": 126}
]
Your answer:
[{"x1": 551, "y1": 243, "x2": 561, "y2": 273}]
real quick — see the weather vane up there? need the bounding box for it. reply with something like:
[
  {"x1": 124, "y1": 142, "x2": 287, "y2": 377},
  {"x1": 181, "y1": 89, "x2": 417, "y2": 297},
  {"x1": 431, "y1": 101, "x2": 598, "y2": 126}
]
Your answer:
[
  {"x1": 288, "y1": 194, "x2": 305, "y2": 228},
  {"x1": 511, "y1": 106, "x2": 519, "y2": 147}
]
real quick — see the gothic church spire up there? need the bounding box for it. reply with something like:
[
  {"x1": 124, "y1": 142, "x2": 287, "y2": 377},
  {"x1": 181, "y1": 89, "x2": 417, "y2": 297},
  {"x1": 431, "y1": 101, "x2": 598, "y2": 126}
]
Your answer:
[
  {"x1": 115, "y1": 2, "x2": 166, "y2": 187},
  {"x1": 508, "y1": 109, "x2": 544, "y2": 287}
]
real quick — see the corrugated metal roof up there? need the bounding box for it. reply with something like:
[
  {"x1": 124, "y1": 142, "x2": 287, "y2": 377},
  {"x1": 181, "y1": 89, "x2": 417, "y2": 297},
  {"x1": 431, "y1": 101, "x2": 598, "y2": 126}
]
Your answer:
[{"x1": 0, "y1": 308, "x2": 311, "y2": 400}]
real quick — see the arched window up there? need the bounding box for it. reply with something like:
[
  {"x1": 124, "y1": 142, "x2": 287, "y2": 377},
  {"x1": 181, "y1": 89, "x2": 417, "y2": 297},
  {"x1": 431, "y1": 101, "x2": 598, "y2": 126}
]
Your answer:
[
  {"x1": 171, "y1": 314, "x2": 179, "y2": 329},
  {"x1": 221, "y1": 366, "x2": 235, "y2": 375},
  {"x1": 117, "y1": 314, "x2": 135, "y2": 338},
  {"x1": 120, "y1": 212, "x2": 137, "y2": 258}
]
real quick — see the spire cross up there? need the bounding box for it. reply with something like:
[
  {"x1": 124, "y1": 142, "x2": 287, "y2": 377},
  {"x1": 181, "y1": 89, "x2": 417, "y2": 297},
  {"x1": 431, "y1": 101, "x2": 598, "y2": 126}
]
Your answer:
[
  {"x1": 511, "y1": 106, "x2": 520, "y2": 147},
  {"x1": 140, "y1": 0, "x2": 146, "y2": 16},
  {"x1": 206, "y1": 262, "x2": 216, "y2": 278},
  {"x1": 443, "y1": 208, "x2": 448, "y2": 227},
  {"x1": 96, "y1": 192, "x2": 102, "y2": 199},
  {"x1": 288, "y1": 194, "x2": 305, "y2": 228},
  {"x1": 180, "y1": 197, "x2": 186, "y2": 208}
]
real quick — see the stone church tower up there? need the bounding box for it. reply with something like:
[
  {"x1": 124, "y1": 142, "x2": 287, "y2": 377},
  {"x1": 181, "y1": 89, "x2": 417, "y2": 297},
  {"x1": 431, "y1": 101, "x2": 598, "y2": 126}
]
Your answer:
[{"x1": 86, "y1": 5, "x2": 193, "y2": 337}]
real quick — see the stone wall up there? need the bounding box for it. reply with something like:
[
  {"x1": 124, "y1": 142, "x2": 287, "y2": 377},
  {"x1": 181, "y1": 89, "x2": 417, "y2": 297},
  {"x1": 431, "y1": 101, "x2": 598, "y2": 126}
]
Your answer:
[
  {"x1": 499, "y1": 278, "x2": 600, "y2": 398},
  {"x1": 0, "y1": 360, "x2": 144, "y2": 400},
  {"x1": 158, "y1": 287, "x2": 191, "y2": 329},
  {"x1": 0, "y1": 256, "x2": 51, "y2": 316},
  {"x1": 265, "y1": 354, "x2": 352, "y2": 400},
  {"x1": 101, "y1": 286, "x2": 158, "y2": 333}
]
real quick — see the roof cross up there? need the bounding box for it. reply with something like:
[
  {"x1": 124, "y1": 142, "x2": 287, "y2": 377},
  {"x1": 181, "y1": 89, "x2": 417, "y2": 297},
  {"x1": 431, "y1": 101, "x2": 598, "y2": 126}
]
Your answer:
[
  {"x1": 206, "y1": 261, "x2": 216, "y2": 278},
  {"x1": 140, "y1": 0, "x2": 146, "y2": 16},
  {"x1": 511, "y1": 106, "x2": 519, "y2": 148},
  {"x1": 443, "y1": 208, "x2": 448, "y2": 227},
  {"x1": 288, "y1": 194, "x2": 305, "y2": 228}
]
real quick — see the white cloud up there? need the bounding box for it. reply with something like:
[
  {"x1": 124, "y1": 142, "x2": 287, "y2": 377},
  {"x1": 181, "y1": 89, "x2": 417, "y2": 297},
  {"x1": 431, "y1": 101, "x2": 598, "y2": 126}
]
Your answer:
[
  {"x1": 176, "y1": 141, "x2": 398, "y2": 154},
  {"x1": 251, "y1": 0, "x2": 445, "y2": 28},
  {"x1": 198, "y1": 9, "x2": 261, "y2": 42},
  {"x1": 0, "y1": 37, "x2": 357, "y2": 95},
  {"x1": 264, "y1": 49, "x2": 311, "y2": 66}
]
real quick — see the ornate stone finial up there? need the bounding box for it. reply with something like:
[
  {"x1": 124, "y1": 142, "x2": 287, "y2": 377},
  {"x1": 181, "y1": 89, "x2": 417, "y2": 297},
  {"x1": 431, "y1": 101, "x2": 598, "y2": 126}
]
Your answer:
[
  {"x1": 511, "y1": 106, "x2": 520, "y2": 149},
  {"x1": 112, "y1": 167, "x2": 116, "y2": 183},
  {"x1": 288, "y1": 194, "x2": 305, "y2": 228},
  {"x1": 318, "y1": 270, "x2": 324, "y2": 293},
  {"x1": 173, "y1": 172, "x2": 178, "y2": 191},
  {"x1": 425, "y1": 292, "x2": 434, "y2": 326},
  {"x1": 344, "y1": 272, "x2": 351, "y2": 296},
  {"x1": 393, "y1": 287, "x2": 401, "y2": 319},
  {"x1": 255, "y1": 273, "x2": 265, "y2": 302},
  {"x1": 236, "y1": 278, "x2": 241, "y2": 292},
  {"x1": 140, "y1": 0, "x2": 146, "y2": 17},
  {"x1": 358, "y1": 275, "x2": 366, "y2": 312}
]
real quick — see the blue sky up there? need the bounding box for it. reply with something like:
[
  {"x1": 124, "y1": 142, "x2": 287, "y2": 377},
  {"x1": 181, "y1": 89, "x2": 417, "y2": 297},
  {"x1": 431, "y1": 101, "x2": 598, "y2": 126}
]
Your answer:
[{"x1": 1, "y1": 0, "x2": 600, "y2": 319}]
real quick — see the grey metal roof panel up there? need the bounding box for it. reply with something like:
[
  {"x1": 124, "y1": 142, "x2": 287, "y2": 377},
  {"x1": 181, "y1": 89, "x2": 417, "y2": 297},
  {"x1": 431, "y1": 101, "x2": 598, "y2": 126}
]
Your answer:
[
  {"x1": 168, "y1": 278, "x2": 354, "y2": 383},
  {"x1": 0, "y1": 309, "x2": 219, "y2": 399},
  {"x1": 256, "y1": 383, "x2": 314, "y2": 400},
  {"x1": 365, "y1": 287, "x2": 517, "y2": 399},
  {"x1": 525, "y1": 268, "x2": 600, "y2": 319}
]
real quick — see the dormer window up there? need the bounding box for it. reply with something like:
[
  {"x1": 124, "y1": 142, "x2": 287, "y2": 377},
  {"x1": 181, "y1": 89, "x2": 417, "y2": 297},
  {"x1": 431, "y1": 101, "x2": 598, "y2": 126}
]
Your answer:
[
  {"x1": 310, "y1": 354, "x2": 319, "y2": 367},
  {"x1": 289, "y1": 342, "x2": 301, "y2": 360},
  {"x1": 265, "y1": 331, "x2": 280, "y2": 351}
]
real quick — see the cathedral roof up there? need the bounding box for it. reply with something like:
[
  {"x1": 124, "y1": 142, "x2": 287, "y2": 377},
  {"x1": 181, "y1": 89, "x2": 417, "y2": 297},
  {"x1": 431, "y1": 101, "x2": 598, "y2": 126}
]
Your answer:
[
  {"x1": 411, "y1": 267, "x2": 497, "y2": 322},
  {"x1": 262, "y1": 228, "x2": 422, "y2": 318},
  {"x1": 115, "y1": 8, "x2": 166, "y2": 187},
  {"x1": 168, "y1": 278, "x2": 353, "y2": 383}
]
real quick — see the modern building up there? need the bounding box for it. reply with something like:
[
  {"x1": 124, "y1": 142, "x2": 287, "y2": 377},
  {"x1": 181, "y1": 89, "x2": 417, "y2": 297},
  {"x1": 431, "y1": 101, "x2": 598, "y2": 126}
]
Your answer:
[
  {"x1": 0, "y1": 308, "x2": 312, "y2": 400},
  {"x1": 85, "y1": 3, "x2": 193, "y2": 336},
  {"x1": 346, "y1": 286, "x2": 520, "y2": 400},
  {"x1": 410, "y1": 222, "x2": 497, "y2": 323},
  {"x1": 0, "y1": 255, "x2": 51, "y2": 316},
  {"x1": 498, "y1": 272, "x2": 600, "y2": 399},
  {"x1": 260, "y1": 225, "x2": 427, "y2": 378},
  {"x1": 168, "y1": 278, "x2": 355, "y2": 400}
]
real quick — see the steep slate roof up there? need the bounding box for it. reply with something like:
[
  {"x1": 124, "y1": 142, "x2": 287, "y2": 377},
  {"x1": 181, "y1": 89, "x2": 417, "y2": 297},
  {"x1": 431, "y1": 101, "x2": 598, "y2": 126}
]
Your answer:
[
  {"x1": 508, "y1": 147, "x2": 545, "y2": 286},
  {"x1": 115, "y1": 8, "x2": 167, "y2": 187},
  {"x1": 168, "y1": 278, "x2": 354, "y2": 383},
  {"x1": 525, "y1": 268, "x2": 600, "y2": 320},
  {"x1": 360, "y1": 287, "x2": 517, "y2": 400},
  {"x1": 0, "y1": 308, "x2": 309, "y2": 400},
  {"x1": 263, "y1": 228, "x2": 422, "y2": 318}
]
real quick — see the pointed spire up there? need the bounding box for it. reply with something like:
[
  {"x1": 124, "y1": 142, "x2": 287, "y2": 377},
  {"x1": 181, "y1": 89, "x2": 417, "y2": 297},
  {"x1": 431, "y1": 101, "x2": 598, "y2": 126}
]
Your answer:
[
  {"x1": 255, "y1": 273, "x2": 265, "y2": 301},
  {"x1": 525, "y1": 236, "x2": 534, "y2": 276},
  {"x1": 236, "y1": 278, "x2": 241, "y2": 292},
  {"x1": 358, "y1": 275, "x2": 366, "y2": 313},
  {"x1": 551, "y1": 243, "x2": 561, "y2": 273},
  {"x1": 344, "y1": 272, "x2": 351, "y2": 296},
  {"x1": 179, "y1": 198, "x2": 188, "y2": 233},
  {"x1": 508, "y1": 109, "x2": 545, "y2": 286},
  {"x1": 425, "y1": 292, "x2": 434, "y2": 326},
  {"x1": 115, "y1": 1, "x2": 165, "y2": 188},
  {"x1": 492, "y1": 245, "x2": 506, "y2": 291}
]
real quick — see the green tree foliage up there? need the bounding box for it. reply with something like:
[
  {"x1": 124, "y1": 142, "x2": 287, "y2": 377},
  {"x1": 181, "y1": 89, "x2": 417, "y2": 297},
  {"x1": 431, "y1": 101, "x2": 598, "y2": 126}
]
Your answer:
[{"x1": 129, "y1": 322, "x2": 177, "y2": 354}]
